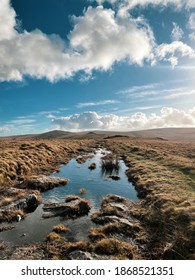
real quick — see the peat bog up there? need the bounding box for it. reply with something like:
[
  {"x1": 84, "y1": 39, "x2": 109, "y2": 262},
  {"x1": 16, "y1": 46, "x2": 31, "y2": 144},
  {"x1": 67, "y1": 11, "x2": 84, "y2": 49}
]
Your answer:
[{"x1": 0, "y1": 134, "x2": 195, "y2": 259}]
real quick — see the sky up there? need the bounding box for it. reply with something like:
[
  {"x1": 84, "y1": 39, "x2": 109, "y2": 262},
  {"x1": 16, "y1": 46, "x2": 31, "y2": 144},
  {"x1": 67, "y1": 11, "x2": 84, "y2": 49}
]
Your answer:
[{"x1": 0, "y1": 0, "x2": 195, "y2": 135}]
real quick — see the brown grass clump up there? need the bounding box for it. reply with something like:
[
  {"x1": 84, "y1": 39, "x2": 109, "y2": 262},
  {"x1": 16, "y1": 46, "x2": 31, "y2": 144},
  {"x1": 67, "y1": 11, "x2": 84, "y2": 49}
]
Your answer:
[
  {"x1": 65, "y1": 195, "x2": 80, "y2": 203},
  {"x1": 46, "y1": 232, "x2": 63, "y2": 242},
  {"x1": 0, "y1": 209, "x2": 25, "y2": 223},
  {"x1": 101, "y1": 155, "x2": 119, "y2": 174},
  {"x1": 0, "y1": 139, "x2": 95, "y2": 188},
  {"x1": 62, "y1": 240, "x2": 90, "y2": 255},
  {"x1": 94, "y1": 238, "x2": 133, "y2": 259},
  {"x1": 90, "y1": 223, "x2": 120, "y2": 238},
  {"x1": 0, "y1": 242, "x2": 6, "y2": 250},
  {"x1": 79, "y1": 188, "x2": 87, "y2": 194},
  {"x1": 52, "y1": 224, "x2": 69, "y2": 234},
  {"x1": 88, "y1": 228, "x2": 106, "y2": 241},
  {"x1": 71, "y1": 199, "x2": 92, "y2": 216}
]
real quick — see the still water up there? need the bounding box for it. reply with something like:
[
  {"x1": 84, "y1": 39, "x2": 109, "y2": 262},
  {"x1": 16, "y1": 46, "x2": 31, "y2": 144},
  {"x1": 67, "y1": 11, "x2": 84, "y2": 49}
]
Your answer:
[{"x1": 0, "y1": 149, "x2": 137, "y2": 248}]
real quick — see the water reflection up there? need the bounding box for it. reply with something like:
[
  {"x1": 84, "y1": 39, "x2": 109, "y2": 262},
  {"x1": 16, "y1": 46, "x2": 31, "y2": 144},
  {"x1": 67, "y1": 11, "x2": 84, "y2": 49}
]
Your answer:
[{"x1": 0, "y1": 148, "x2": 138, "y2": 249}]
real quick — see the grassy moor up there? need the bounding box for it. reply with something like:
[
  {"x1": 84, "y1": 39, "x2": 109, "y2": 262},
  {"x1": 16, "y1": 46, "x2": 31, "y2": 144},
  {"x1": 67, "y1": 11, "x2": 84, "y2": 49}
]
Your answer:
[{"x1": 0, "y1": 129, "x2": 194, "y2": 260}]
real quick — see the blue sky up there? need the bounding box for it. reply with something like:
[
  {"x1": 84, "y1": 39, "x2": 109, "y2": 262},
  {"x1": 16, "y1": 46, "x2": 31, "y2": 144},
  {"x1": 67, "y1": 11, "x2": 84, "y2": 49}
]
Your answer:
[{"x1": 0, "y1": 0, "x2": 195, "y2": 135}]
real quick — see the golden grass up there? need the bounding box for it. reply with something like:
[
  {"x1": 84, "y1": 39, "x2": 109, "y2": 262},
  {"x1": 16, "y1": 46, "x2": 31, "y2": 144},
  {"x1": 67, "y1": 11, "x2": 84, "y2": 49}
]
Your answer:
[
  {"x1": 0, "y1": 139, "x2": 95, "y2": 188},
  {"x1": 46, "y1": 232, "x2": 63, "y2": 242},
  {"x1": 0, "y1": 242, "x2": 6, "y2": 250},
  {"x1": 0, "y1": 139, "x2": 94, "y2": 222},
  {"x1": 65, "y1": 195, "x2": 81, "y2": 203},
  {"x1": 94, "y1": 238, "x2": 133, "y2": 259},
  {"x1": 79, "y1": 188, "x2": 87, "y2": 194},
  {"x1": 52, "y1": 224, "x2": 69, "y2": 234},
  {"x1": 103, "y1": 138, "x2": 195, "y2": 259},
  {"x1": 0, "y1": 209, "x2": 25, "y2": 223}
]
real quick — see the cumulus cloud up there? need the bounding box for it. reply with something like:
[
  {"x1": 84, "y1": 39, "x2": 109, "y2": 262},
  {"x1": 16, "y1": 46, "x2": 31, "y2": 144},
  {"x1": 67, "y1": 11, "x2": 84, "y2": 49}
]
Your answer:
[
  {"x1": 51, "y1": 108, "x2": 195, "y2": 131},
  {"x1": 171, "y1": 22, "x2": 184, "y2": 41},
  {"x1": 0, "y1": 1, "x2": 155, "y2": 82},
  {"x1": 0, "y1": 0, "x2": 16, "y2": 40},
  {"x1": 155, "y1": 41, "x2": 195, "y2": 67},
  {"x1": 0, "y1": 0, "x2": 194, "y2": 82}
]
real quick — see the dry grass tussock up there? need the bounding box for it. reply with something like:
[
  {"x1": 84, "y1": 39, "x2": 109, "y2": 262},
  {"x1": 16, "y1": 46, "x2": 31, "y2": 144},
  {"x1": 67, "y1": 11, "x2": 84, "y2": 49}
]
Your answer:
[
  {"x1": 104, "y1": 138, "x2": 195, "y2": 259},
  {"x1": 52, "y1": 224, "x2": 69, "y2": 234},
  {"x1": 0, "y1": 139, "x2": 95, "y2": 187},
  {"x1": 0, "y1": 139, "x2": 94, "y2": 218}
]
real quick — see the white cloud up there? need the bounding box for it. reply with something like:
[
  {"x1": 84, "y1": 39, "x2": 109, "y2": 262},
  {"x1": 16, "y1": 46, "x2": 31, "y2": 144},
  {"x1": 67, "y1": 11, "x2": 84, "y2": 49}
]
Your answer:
[
  {"x1": 0, "y1": 1, "x2": 155, "y2": 82},
  {"x1": 117, "y1": 83, "x2": 195, "y2": 100},
  {"x1": 69, "y1": 6, "x2": 155, "y2": 68},
  {"x1": 155, "y1": 41, "x2": 195, "y2": 67},
  {"x1": 6, "y1": 119, "x2": 36, "y2": 125},
  {"x1": 76, "y1": 100, "x2": 119, "y2": 108},
  {"x1": 0, "y1": 0, "x2": 16, "y2": 40},
  {"x1": 117, "y1": 83, "x2": 160, "y2": 95},
  {"x1": 188, "y1": 13, "x2": 195, "y2": 41},
  {"x1": 94, "y1": 0, "x2": 195, "y2": 10},
  {"x1": 46, "y1": 114, "x2": 56, "y2": 119},
  {"x1": 0, "y1": 126, "x2": 11, "y2": 134},
  {"x1": 189, "y1": 32, "x2": 195, "y2": 41},
  {"x1": 171, "y1": 22, "x2": 184, "y2": 41},
  {"x1": 0, "y1": 0, "x2": 194, "y2": 82},
  {"x1": 189, "y1": 13, "x2": 195, "y2": 29},
  {"x1": 51, "y1": 108, "x2": 195, "y2": 131},
  {"x1": 94, "y1": 1, "x2": 195, "y2": 19}
]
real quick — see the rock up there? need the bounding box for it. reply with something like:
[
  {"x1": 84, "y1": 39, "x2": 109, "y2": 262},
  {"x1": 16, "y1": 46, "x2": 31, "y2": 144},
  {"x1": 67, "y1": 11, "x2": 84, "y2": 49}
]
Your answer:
[
  {"x1": 43, "y1": 197, "x2": 91, "y2": 219},
  {"x1": 109, "y1": 175, "x2": 120, "y2": 180},
  {"x1": 0, "y1": 193, "x2": 40, "y2": 220},
  {"x1": 68, "y1": 250, "x2": 110, "y2": 260},
  {"x1": 88, "y1": 163, "x2": 96, "y2": 170},
  {"x1": 26, "y1": 194, "x2": 38, "y2": 212},
  {"x1": 109, "y1": 202, "x2": 129, "y2": 212},
  {"x1": 91, "y1": 214, "x2": 139, "y2": 230},
  {"x1": 15, "y1": 176, "x2": 69, "y2": 192},
  {"x1": 69, "y1": 251, "x2": 95, "y2": 260},
  {"x1": 10, "y1": 194, "x2": 39, "y2": 212},
  {"x1": 16, "y1": 215, "x2": 22, "y2": 222},
  {"x1": 91, "y1": 194, "x2": 141, "y2": 234}
]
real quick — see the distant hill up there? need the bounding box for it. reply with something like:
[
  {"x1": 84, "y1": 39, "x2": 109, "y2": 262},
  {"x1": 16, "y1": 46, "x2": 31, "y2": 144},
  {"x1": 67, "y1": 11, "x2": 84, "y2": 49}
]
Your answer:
[
  {"x1": 34, "y1": 130, "x2": 74, "y2": 139},
  {"x1": 1, "y1": 127, "x2": 195, "y2": 141},
  {"x1": 126, "y1": 127, "x2": 195, "y2": 141}
]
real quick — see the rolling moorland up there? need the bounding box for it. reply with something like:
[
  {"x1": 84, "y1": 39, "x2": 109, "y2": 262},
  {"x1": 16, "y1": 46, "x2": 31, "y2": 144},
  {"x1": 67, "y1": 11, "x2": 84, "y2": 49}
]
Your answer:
[{"x1": 0, "y1": 128, "x2": 195, "y2": 259}]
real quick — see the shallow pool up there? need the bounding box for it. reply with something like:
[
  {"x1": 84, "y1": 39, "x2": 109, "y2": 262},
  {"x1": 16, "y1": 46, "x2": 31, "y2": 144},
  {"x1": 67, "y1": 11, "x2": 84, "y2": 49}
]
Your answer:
[{"x1": 0, "y1": 149, "x2": 137, "y2": 249}]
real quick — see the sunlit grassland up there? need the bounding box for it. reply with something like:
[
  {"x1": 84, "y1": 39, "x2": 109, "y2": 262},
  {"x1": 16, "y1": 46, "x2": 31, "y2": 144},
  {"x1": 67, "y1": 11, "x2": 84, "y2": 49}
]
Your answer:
[{"x1": 103, "y1": 138, "x2": 195, "y2": 259}]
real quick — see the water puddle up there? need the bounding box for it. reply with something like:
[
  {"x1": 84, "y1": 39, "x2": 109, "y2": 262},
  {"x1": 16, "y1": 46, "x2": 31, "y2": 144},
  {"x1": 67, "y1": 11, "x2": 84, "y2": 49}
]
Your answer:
[{"x1": 0, "y1": 149, "x2": 138, "y2": 250}]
